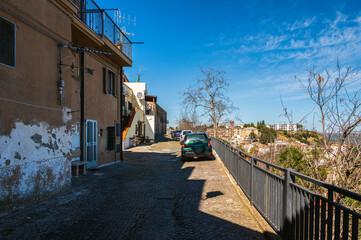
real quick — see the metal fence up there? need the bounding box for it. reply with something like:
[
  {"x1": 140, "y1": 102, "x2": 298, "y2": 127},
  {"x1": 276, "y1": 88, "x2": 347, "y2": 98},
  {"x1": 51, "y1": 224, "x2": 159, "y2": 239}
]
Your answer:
[
  {"x1": 212, "y1": 138, "x2": 361, "y2": 240},
  {"x1": 71, "y1": 0, "x2": 132, "y2": 59}
]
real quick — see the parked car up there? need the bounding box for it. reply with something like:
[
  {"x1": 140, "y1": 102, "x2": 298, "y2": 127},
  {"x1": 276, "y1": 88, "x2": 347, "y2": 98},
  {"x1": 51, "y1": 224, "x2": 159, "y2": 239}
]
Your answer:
[
  {"x1": 170, "y1": 130, "x2": 176, "y2": 138},
  {"x1": 181, "y1": 132, "x2": 212, "y2": 161},
  {"x1": 173, "y1": 130, "x2": 182, "y2": 140},
  {"x1": 180, "y1": 130, "x2": 192, "y2": 142}
]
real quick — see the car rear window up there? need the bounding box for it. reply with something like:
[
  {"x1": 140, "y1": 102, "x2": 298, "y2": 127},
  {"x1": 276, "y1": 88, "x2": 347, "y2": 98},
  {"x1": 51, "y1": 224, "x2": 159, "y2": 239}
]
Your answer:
[{"x1": 185, "y1": 134, "x2": 207, "y2": 141}]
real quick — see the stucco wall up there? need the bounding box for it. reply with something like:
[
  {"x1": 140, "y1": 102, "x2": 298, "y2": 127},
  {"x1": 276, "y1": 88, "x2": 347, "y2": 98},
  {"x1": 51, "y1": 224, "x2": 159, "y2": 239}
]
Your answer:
[
  {"x1": 145, "y1": 115, "x2": 155, "y2": 140},
  {"x1": 123, "y1": 137, "x2": 131, "y2": 150},
  {"x1": 124, "y1": 82, "x2": 146, "y2": 111},
  {"x1": 83, "y1": 53, "x2": 120, "y2": 166},
  {"x1": 125, "y1": 109, "x2": 144, "y2": 139},
  {"x1": 0, "y1": 1, "x2": 75, "y2": 211}
]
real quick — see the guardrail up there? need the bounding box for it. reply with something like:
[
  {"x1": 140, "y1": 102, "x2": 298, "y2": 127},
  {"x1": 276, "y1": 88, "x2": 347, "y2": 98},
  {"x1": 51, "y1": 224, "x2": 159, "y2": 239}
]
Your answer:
[
  {"x1": 71, "y1": 0, "x2": 132, "y2": 59},
  {"x1": 212, "y1": 138, "x2": 361, "y2": 240}
]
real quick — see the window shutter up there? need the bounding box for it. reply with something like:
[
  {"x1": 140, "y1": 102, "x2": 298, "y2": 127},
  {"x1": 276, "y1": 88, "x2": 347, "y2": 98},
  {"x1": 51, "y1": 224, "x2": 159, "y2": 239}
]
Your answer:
[{"x1": 103, "y1": 67, "x2": 108, "y2": 94}]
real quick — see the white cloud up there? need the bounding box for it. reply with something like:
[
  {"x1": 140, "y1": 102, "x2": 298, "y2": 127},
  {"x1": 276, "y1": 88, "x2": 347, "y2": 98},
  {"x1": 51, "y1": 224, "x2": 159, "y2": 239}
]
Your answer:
[
  {"x1": 204, "y1": 42, "x2": 214, "y2": 47},
  {"x1": 288, "y1": 16, "x2": 316, "y2": 31},
  {"x1": 225, "y1": 11, "x2": 361, "y2": 67},
  {"x1": 283, "y1": 94, "x2": 309, "y2": 101},
  {"x1": 329, "y1": 11, "x2": 347, "y2": 29}
]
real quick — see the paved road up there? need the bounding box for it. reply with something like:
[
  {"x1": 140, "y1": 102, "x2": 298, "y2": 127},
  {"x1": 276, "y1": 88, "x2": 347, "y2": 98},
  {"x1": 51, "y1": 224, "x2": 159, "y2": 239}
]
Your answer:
[{"x1": 0, "y1": 137, "x2": 270, "y2": 239}]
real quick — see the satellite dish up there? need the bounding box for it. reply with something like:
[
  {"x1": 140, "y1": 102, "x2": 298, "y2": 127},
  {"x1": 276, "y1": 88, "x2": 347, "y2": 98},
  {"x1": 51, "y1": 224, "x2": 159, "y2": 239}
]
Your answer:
[{"x1": 137, "y1": 92, "x2": 144, "y2": 99}]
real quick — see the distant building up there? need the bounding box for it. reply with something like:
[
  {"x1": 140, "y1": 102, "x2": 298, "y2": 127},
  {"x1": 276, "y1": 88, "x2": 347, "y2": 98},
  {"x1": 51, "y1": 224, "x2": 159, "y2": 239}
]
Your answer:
[
  {"x1": 272, "y1": 123, "x2": 297, "y2": 132},
  {"x1": 206, "y1": 127, "x2": 233, "y2": 138},
  {"x1": 234, "y1": 127, "x2": 259, "y2": 139}
]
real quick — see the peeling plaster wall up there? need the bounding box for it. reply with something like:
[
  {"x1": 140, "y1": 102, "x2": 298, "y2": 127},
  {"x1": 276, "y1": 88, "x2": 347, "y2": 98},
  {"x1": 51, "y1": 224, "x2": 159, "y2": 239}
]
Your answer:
[{"x1": 0, "y1": 121, "x2": 72, "y2": 210}]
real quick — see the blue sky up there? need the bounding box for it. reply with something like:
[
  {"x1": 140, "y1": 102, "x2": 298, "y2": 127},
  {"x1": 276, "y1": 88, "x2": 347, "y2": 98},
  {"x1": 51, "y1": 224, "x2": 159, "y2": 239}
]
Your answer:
[{"x1": 99, "y1": 0, "x2": 361, "y2": 130}]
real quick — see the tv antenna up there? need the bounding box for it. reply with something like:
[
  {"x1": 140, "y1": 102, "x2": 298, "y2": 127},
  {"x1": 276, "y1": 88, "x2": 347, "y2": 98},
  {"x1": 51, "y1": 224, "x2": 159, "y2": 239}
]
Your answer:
[
  {"x1": 103, "y1": 9, "x2": 136, "y2": 36},
  {"x1": 116, "y1": 10, "x2": 136, "y2": 36},
  {"x1": 136, "y1": 66, "x2": 144, "y2": 82}
]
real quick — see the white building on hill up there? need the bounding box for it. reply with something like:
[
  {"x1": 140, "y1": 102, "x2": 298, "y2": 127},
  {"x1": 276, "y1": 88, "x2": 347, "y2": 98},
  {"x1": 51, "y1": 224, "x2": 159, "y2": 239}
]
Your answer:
[{"x1": 272, "y1": 123, "x2": 297, "y2": 132}]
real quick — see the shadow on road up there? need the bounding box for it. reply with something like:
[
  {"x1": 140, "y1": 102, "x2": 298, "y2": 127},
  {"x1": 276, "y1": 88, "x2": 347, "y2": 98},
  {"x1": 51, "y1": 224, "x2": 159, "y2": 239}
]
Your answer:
[{"x1": 0, "y1": 136, "x2": 280, "y2": 239}]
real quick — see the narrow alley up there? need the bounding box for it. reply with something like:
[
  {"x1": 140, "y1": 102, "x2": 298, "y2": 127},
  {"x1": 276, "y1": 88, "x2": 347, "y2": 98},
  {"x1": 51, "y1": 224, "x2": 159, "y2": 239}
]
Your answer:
[{"x1": 0, "y1": 137, "x2": 271, "y2": 239}]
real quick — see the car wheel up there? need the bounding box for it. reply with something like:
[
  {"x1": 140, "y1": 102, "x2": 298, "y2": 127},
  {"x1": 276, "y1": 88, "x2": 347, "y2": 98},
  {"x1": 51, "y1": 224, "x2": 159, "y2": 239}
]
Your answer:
[{"x1": 181, "y1": 155, "x2": 187, "y2": 162}]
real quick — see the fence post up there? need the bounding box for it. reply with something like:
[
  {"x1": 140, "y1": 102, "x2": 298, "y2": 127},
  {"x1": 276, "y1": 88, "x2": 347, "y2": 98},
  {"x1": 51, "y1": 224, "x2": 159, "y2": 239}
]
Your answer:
[
  {"x1": 327, "y1": 188, "x2": 333, "y2": 240},
  {"x1": 113, "y1": 25, "x2": 116, "y2": 43},
  {"x1": 283, "y1": 168, "x2": 292, "y2": 239},
  {"x1": 250, "y1": 156, "x2": 254, "y2": 206},
  {"x1": 101, "y1": 11, "x2": 104, "y2": 36}
]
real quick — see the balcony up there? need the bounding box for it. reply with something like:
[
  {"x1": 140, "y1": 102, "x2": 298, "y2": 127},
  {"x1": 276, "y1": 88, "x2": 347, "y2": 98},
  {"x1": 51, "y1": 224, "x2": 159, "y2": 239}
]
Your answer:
[{"x1": 71, "y1": 0, "x2": 132, "y2": 60}]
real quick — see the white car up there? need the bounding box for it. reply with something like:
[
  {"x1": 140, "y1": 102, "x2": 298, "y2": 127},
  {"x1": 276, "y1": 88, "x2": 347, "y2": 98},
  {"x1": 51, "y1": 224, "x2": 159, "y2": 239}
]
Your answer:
[{"x1": 180, "y1": 130, "x2": 192, "y2": 142}]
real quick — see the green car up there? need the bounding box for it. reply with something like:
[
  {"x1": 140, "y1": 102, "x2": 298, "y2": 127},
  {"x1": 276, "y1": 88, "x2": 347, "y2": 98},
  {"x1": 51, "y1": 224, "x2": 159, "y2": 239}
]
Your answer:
[{"x1": 181, "y1": 133, "x2": 213, "y2": 161}]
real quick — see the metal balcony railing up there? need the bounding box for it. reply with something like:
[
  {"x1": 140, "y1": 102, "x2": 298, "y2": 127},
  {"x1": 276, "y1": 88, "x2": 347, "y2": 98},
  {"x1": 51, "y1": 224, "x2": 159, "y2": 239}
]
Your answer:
[
  {"x1": 71, "y1": 0, "x2": 132, "y2": 59},
  {"x1": 212, "y1": 138, "x2": 361, "y2": 240}
]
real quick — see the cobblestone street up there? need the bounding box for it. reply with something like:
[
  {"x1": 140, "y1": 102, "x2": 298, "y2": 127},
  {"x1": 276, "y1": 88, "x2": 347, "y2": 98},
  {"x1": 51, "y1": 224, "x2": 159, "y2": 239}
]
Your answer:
[{"x1": 0, "y1": 137, "x2": 275, "y2": 239}]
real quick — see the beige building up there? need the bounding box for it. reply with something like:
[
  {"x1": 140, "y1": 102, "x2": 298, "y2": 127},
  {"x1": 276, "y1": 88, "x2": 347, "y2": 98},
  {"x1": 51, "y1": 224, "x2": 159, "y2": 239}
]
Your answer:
[
  {"x1": 0, "y1": 0, "x2": 132, "y2": 210},
  {"x1": 206, "y1": 127, "x2": 233, "y2": 138},
  {"x1": 234, "y1": 127, "x2": 259, "y2": 139}
]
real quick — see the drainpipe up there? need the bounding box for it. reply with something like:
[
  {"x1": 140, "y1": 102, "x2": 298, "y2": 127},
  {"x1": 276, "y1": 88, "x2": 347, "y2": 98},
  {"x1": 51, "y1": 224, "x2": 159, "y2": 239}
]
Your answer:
[
  {"x1": 80, "y1": 50, "x2": 85, "y2": 162},
  {"x1": 58, "y1": 44, "x2": 64, "y2": 105},
  {"x1": 120, "y1": 67, "x2": 124, "y2": 161}
]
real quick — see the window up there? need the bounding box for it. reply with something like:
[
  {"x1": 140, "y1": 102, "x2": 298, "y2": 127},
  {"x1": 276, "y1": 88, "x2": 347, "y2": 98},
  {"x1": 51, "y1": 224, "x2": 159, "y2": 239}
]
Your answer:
[
  {"x1": 103, "y1": 68, "x2": 117, "y2": 96},
  {"x1": 185, "y1": 134, "x2": 207, "y2": 142},
  {"x1": 107, "y1": 126, "x2": 115, "y2": 151},
  {"x1": 0, "y1": 17, "x2": 15, "y2": 67},
  {"x1": 145, "y1": 103, "x2": 153, "y2": 115},
  {"x1": 86, "y1": 66, "x2": 94, "y2": 76}
]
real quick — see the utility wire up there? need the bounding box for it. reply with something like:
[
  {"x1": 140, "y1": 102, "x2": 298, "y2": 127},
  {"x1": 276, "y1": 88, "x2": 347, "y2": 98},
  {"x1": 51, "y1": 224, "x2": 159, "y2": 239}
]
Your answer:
[{"x1": 0, "y1": 97, "x2": 63, "y2": 111}]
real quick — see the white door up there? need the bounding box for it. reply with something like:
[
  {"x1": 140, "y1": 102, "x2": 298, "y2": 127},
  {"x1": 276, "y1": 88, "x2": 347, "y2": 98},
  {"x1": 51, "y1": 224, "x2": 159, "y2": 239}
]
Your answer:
[{"x1": 86, "y1": 120, "x2": 97, "y2": 168}]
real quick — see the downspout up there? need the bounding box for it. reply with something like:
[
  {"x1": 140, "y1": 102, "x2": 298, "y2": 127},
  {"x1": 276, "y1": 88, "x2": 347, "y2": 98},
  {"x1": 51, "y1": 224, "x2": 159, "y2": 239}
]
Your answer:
[
  {"x1": 58, "y1": 44, "x2": 64, "y2": 105},
  {"x1": 80, "y1": 50, "x2": 85, "y2": 162},
  {"x1": 80, "y1": 0, "x2": 85, "y2": 162},
  {"x1": 120, "y1": 67, "x2": 124, "y2": 161}
]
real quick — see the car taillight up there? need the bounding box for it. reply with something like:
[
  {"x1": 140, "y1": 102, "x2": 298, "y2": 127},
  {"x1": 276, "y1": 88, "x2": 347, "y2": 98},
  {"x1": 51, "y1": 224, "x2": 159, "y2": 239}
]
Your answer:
[
  {"x1": 182, "y1": 143, "x2": 185, "y2": 148},
  {"x1": 207, "y1": 141, "x2": 211, "y2": 147}
]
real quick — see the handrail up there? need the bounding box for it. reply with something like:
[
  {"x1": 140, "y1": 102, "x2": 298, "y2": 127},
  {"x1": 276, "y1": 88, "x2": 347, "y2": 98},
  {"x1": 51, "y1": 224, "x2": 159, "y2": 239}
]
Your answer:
[
  {"x1": 73, "y1": 0, "x2": 132, "y2": 59},
  {"x1": 212, "y1": 137, "x2": 361, "y2": 239},
  {"x1": 85, "y1": 0, "x2": 132, "y2": 44}
]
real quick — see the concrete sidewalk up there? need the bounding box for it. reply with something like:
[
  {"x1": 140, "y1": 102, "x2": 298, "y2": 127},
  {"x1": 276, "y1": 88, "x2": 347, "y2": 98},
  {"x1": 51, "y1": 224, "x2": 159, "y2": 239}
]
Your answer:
[{"x1": 0, "y1": 138, "x2": 279, "y2": 239}]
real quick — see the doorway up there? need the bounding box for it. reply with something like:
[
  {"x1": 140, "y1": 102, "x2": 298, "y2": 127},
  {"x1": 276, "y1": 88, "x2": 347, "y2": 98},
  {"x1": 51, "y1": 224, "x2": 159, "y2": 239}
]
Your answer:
[{"x1": 85, "y1": 119, "x2": 97, "y2": 168}]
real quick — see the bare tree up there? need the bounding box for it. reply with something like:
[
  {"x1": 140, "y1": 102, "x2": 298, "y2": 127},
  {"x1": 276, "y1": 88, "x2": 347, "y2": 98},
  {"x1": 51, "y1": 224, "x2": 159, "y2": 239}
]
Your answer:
[
  {"x1": 296, "y1": 61, "x2": 361, "y2": 208},
  {"x1": 279, "y1": 95, "x2": 293, "y2": 123},
  {"x1": 176, "y1": 111, "x2": 206, "y2": 132},
  {"x1": 182, "y1": 67, "x2": 236, "y2": 138}
]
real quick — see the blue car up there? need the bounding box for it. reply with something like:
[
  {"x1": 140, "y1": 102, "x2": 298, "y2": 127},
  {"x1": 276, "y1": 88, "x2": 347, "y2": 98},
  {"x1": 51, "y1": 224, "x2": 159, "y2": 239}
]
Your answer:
[{"x1": 173, "y1": 130, "x2": 182, "y2": 140}]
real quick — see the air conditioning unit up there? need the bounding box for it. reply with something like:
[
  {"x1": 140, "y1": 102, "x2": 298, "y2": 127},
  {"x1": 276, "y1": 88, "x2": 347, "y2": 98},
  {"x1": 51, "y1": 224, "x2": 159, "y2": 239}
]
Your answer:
[{"x1": 137, "y1": 92, "x2": 144, "y2": 99}]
